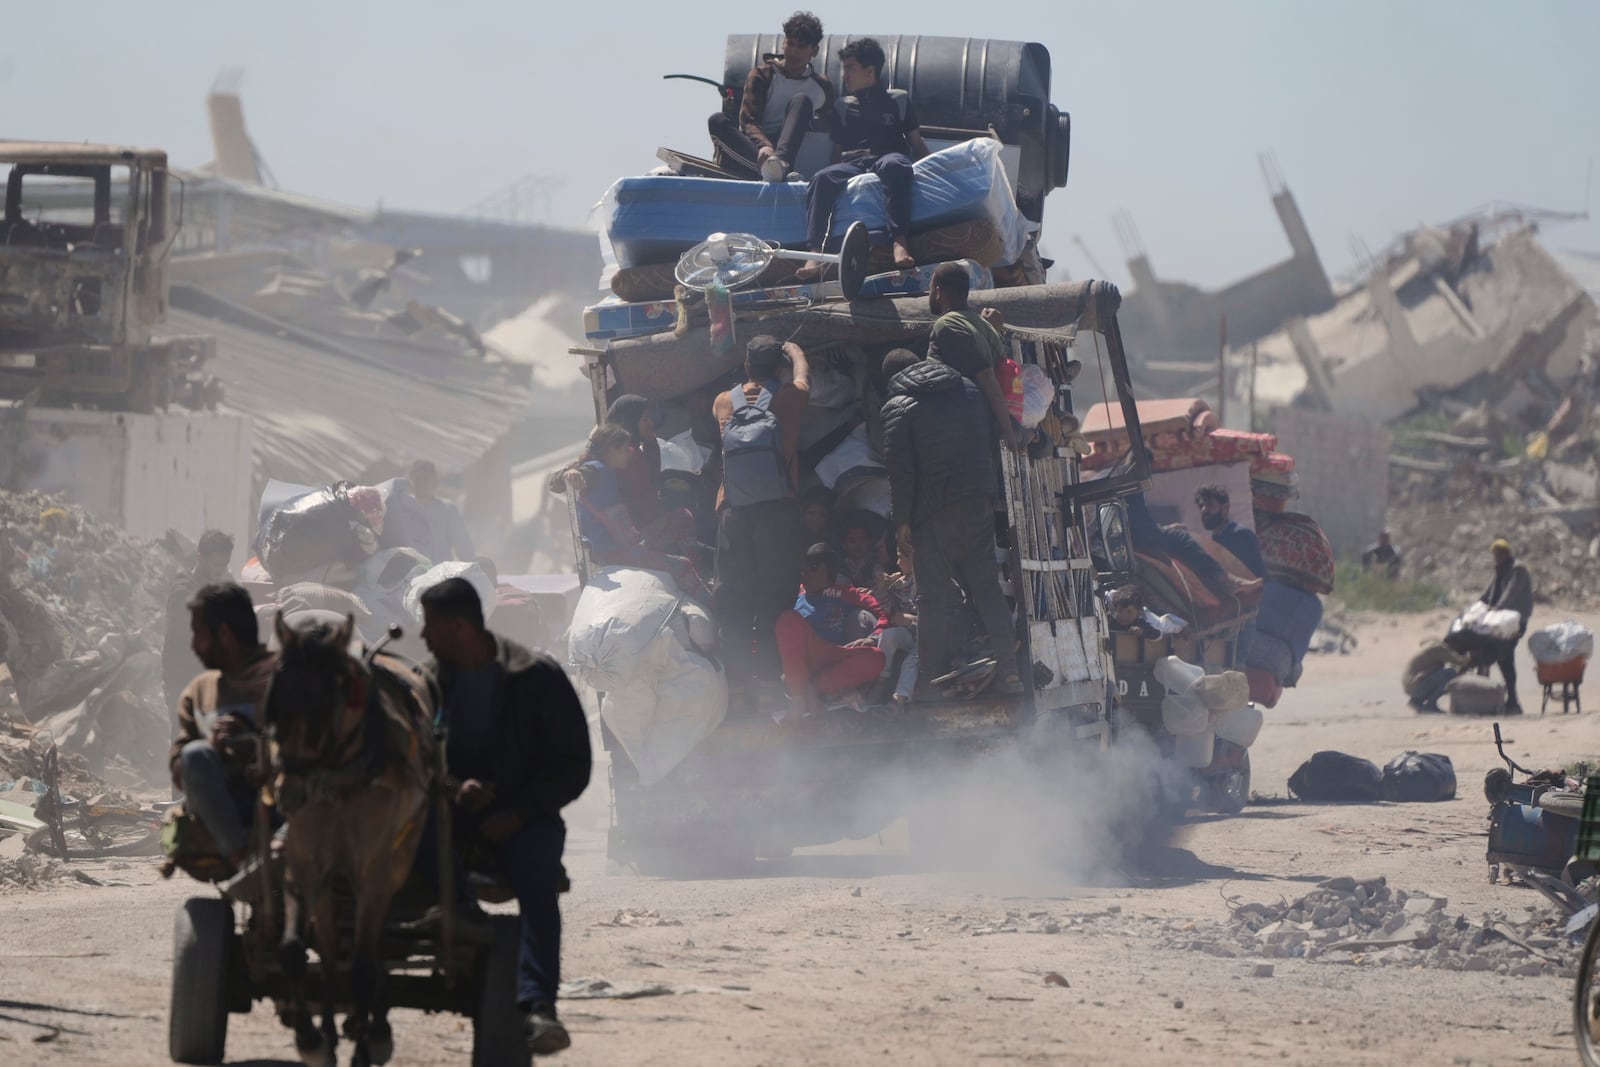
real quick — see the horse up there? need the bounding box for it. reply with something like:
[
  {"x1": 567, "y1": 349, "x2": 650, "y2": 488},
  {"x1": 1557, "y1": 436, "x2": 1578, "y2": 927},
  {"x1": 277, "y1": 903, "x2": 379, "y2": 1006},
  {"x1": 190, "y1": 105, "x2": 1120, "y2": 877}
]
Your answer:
[{"x1": 263, "y1": 613, "x2": 438, "y2": 1067}]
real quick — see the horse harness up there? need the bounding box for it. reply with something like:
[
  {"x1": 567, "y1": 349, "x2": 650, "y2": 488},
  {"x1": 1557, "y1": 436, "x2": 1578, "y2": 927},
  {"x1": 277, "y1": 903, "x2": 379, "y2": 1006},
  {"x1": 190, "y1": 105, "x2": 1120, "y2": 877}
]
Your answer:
[{"x1": 272, "y1": 662, "x2": 430, "y2": 819}]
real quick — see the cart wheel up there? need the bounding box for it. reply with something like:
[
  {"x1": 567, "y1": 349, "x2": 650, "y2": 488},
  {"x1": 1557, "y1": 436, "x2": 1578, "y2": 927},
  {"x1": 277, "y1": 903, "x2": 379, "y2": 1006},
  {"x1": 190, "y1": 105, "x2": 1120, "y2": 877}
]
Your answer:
[
  {"x1": 838, "y1": 221, "x2": 870, "y2": 301},
  {"x1": 473, "y1": 915, "x2": 531, "y2": 1067},
  {"x1": 1574, "y1": 915, "x2": 1600, "y2": 1065},
  {"x1": 170, "y1": 897, "x2": 234, "y2": 1065}
]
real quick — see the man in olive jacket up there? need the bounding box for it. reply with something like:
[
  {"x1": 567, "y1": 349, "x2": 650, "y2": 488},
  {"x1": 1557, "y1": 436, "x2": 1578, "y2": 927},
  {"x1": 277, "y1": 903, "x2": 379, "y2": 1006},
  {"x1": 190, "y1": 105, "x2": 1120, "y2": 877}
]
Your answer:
[{"x1": 419, "y1": 578, "x2": 591, "y2": 1056}]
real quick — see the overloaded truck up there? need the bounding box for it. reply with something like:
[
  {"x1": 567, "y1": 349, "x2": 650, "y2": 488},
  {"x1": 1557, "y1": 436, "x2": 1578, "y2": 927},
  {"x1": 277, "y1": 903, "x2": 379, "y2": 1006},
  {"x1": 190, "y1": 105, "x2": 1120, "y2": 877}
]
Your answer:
[{"x1": 562, "y1": 34, "x2": 1267, "y2": 869}]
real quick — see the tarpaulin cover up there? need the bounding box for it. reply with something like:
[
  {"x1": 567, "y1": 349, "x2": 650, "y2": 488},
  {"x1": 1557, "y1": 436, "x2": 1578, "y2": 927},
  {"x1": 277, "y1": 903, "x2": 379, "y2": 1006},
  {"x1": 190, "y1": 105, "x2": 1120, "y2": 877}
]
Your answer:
[{"x1": 596, "y1": 138, "x2": 1034, "y2": 276}]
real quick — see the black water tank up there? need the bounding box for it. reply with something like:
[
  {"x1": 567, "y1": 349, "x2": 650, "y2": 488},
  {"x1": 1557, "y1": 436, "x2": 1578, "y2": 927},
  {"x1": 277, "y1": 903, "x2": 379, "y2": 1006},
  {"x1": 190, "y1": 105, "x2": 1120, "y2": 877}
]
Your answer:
[{"x1": 722, "y1": 34, "x2": 1069, "y2": 223}]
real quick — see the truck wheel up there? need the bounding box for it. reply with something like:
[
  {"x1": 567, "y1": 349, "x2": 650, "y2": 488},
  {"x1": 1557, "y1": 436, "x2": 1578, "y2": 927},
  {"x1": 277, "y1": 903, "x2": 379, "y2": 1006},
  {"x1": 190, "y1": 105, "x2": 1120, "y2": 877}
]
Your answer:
[
  {"x1": 170, "y1": 897, "x2": 234, "y2": 1065},
  {"x1": 472, "y1": 915, "x2": 531, "y2": 1067},
  {"x1": 1206, "y1": 752, "x2": 1251, "y2": 815}
]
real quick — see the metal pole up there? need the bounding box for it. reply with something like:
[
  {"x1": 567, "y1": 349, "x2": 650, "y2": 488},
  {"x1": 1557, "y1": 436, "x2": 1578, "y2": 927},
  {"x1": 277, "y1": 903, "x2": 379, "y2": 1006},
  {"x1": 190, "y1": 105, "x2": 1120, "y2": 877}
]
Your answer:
[
  {"x1": 1216, "y1": 314, "x2": 1229, "y2": 426},
  {"x1": 1248, "y1": 342, "x2": 1259, "y2": 432}
]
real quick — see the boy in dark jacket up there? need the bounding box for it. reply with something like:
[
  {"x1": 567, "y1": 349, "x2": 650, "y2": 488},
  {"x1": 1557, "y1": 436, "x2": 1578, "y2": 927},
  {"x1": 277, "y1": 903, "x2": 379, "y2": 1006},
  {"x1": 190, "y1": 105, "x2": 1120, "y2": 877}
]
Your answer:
[
  {"x1": 879, "y1": 350, "x2": 1021, "y2": 698},
  {"x1": 420, "y1": 578, "x2": 592, "y2": 1056}
]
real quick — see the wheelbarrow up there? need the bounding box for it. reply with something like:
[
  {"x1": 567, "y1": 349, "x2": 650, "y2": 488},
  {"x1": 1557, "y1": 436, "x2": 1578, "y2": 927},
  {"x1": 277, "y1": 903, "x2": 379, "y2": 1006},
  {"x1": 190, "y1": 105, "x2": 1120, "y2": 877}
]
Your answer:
[{"x1": 1537, "y1": 655, "x2": 1586, "y2": 715}]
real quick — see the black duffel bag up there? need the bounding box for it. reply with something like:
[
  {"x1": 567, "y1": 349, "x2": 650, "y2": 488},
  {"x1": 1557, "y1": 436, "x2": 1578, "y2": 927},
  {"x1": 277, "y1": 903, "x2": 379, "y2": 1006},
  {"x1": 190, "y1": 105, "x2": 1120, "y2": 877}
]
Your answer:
[
  {"x1": 1288, "y1": 751, "x2": 1385, "y2": 802},
  {"x1": 1382, "y1": 751, "x2": 1457, "y2": 802}
]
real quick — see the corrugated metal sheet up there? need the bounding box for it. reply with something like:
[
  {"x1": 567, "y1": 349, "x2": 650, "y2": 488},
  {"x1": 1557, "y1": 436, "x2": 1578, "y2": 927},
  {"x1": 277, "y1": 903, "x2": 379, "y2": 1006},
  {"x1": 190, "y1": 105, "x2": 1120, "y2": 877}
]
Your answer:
[{"x1": 166, "y1": 305, "x2": 531, "y2": 487}]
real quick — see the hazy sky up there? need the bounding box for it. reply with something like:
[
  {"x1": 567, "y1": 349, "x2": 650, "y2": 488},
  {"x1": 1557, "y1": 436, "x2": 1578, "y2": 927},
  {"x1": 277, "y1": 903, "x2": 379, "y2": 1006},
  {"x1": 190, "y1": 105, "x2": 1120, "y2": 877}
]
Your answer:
[{"x1": 7, "y1": 1, "x2": 1597, "y2": 290}]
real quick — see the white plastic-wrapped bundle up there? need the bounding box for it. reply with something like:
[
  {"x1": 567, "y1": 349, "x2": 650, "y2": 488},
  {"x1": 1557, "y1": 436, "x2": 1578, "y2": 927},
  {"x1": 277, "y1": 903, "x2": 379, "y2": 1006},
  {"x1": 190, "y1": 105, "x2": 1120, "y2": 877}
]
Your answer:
[
  {"x1": 567, "y1": 567, "x2": 727, "y2": 786},
  {"x1": 1528, "y1": 620, "x2": 1595, "y2": 664}
]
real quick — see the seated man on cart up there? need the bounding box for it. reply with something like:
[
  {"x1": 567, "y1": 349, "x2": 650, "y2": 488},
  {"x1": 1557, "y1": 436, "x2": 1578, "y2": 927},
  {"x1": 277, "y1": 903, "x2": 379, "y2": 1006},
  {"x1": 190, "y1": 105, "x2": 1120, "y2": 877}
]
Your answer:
[
  {"x1": 168, "y1": 582, "x2": 279, "y2": 878},
  {"x1": 419, "y1": 578, "x2": 592, "y2": 1056}
]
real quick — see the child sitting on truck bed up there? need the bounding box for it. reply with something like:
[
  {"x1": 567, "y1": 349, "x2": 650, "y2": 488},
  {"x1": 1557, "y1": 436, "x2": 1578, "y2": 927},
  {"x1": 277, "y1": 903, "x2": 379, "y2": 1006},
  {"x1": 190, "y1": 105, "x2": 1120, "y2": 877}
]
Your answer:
[{"x1": 776, "y1": 542, "x2": 887, "y2": 719}]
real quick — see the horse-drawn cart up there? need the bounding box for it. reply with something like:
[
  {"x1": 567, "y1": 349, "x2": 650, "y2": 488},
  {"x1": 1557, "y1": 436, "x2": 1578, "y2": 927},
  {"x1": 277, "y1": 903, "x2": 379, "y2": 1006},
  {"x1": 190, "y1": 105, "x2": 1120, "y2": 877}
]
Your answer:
[{"x1": 169, "y1": 856, "x2": 529, "y2": 1067}]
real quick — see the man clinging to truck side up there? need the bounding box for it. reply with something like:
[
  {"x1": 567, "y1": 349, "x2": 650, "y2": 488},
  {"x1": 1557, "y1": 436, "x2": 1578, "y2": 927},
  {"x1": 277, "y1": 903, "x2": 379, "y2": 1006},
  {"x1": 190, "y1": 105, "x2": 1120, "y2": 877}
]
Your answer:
[
  {"x1": 797, "y1": 36, "x2": 929, "y2": 279},
  {"x1": 709, "y1": 11, "x2": 835, "y2": 182},
  {"x1": 713, "y1": 335, "x2": 812, "y2": 705}
]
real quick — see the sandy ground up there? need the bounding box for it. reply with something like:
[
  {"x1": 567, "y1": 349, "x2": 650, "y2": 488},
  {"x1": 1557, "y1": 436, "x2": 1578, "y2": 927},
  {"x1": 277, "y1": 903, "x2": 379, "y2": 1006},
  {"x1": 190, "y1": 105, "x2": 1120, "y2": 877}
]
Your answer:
[{"x1": 1, "y1": 606, "x2": 1596, "y2": 1066}]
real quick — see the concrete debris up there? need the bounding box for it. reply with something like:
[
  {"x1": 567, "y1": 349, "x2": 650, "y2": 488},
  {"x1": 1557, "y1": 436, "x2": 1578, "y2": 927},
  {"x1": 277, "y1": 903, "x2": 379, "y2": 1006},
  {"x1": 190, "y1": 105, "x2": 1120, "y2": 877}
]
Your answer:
[
  {"x1": 0, "y1": 491, "x2": 181, "y2": 784},
  {"x1": 0, "y1": 853, "x2": 101, "y2": 892},
  {"x1": 598, "y1": 909, "x2": 684, "y2": 928},
  {"x1": 1166, "y1": 877, "x2": 1587, "y2": 977}
]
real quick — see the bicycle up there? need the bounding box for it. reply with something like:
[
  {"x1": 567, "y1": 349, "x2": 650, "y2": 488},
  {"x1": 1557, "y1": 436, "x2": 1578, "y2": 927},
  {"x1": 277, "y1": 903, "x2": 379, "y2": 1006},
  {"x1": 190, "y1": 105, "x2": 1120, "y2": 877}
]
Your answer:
[{"x1": 21, "y1": 735, "x2": 163, "y2": 860}]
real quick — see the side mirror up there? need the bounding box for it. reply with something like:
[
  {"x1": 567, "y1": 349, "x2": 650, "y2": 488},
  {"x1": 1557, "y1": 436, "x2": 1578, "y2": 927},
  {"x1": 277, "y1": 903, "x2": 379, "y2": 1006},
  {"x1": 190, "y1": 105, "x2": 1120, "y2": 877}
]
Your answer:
[{"x1": 1097, "y1": 502, "x2": 1132, "y2": 574}]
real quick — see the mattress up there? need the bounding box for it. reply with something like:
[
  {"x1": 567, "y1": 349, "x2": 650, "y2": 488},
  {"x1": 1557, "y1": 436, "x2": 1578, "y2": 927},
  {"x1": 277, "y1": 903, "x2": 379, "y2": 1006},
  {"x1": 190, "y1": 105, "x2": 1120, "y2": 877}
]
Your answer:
[{"x1": 598, "y1": 138, "x2": 1032, "y2": 272}]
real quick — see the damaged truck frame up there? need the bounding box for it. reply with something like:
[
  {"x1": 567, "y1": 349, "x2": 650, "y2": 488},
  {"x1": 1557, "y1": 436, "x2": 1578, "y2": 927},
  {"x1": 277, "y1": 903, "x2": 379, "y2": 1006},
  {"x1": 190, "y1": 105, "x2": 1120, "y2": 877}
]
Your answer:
[{"x1": 0, "y1": 142, "x2": 209, "y2": 411}]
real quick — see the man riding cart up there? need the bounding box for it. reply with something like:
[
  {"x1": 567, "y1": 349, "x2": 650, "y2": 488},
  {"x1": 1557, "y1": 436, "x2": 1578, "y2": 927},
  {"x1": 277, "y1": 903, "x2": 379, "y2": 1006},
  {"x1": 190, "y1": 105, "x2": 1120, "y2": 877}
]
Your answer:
[{"x1": 163, "y1": 580, "x2": 590, "y2": 1065}]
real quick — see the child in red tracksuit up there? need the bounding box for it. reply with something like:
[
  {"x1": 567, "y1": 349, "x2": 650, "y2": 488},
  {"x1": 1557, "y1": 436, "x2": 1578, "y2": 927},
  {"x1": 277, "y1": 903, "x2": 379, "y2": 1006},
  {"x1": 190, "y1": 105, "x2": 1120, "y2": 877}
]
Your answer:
[{"x1": 775, "y1": 542, "x2": 887, "y2": 720}]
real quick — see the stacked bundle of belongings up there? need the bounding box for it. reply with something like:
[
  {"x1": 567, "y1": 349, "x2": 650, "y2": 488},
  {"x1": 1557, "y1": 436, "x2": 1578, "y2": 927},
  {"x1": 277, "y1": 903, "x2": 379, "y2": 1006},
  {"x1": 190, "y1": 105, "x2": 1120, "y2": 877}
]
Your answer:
[
  {"x1": 586, "y1": 137, "x2": 1038, "y2": 333},
  {"x1": 243, "y1": 479, "x2": 496, "y2": 657},
  {"x1": 1081, "y1": 397, "x2": 1328, "y2": 708}
]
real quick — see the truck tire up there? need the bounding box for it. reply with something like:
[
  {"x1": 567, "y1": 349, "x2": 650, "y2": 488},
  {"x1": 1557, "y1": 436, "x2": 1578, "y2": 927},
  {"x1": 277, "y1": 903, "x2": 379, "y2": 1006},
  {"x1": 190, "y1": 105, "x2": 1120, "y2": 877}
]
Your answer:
[
  {"x1": 472, "y1": 915, "x2": 531, "y2": 1067},
  {"x1": 1206, "y1": 752, "x2": 1251, "y2": 815},
  {"x1": 169, "y1": 897, "x2": 234, "y2": 1065}
]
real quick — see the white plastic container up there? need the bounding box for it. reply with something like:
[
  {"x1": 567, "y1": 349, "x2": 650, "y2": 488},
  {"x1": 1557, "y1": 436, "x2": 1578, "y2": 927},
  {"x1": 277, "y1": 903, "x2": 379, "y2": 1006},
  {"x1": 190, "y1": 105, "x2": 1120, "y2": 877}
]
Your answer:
[
  {"x1": 1174, "y1": 729, "x2": 1216, "y2": 769},
  {"x1": 1154, "y1": 655, "x2": 1204, "y2": 695},
  {"x1": 1161, "y1": 692, "x2": 1210, "y2": 736},
  {"x1": 1212, "y1": 703, "x2": 1265, "y2": 748}
]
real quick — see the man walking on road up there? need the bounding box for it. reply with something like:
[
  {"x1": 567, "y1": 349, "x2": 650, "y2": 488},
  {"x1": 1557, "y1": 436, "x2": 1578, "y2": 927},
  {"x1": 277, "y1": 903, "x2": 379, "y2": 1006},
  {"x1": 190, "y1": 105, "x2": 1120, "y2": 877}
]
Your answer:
[
  {"x1": 880, "y1": 349, "x2": 1022, "y2": 699},
  {"x1": 420, "y1": 578, "x2": 591, "y2": 1056},
  {"x1": 1480, "y1": 537, "x2": 1534, "y2": 714}
]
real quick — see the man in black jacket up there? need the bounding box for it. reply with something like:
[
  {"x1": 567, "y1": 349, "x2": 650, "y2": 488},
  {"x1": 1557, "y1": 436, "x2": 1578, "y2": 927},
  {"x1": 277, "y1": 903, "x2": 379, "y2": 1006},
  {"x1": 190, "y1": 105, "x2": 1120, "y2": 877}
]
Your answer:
[
  {"x1": 420, "y1": 578, "x2": 591, "y2": 1055},
  {"x1": 1481, "y1": 537, "x2": 1534, "y2": 714},
  {"x1": 880, "y1": 350, "x2": 1021, "y2": 697}
]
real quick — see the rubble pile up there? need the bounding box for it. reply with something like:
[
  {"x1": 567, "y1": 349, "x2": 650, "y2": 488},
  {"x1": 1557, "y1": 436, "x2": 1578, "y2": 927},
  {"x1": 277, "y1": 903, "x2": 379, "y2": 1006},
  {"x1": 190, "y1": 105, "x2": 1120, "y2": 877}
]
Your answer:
[
  {"x1": 1388, "y1": 484, "x2": 1600, "y2": 605},
  {"x1": 1, "y1": 491, "x2": 183, "y2": 783},
  {"x1": 0, "y1": 489, "x2": 180, "y2": 653},
  {"x1": 1167, "y1": 876, "x2": 1588, "y2": 977},
  {"x1": 0, "y1": 853, "x2": 96, "y2": 892}
]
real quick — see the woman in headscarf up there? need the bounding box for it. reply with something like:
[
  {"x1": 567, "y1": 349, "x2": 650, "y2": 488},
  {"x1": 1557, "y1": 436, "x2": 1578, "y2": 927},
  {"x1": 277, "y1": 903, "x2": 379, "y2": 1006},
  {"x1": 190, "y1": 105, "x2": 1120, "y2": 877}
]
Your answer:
[{"x1": 605, "y1": 394, "x2": 665, "y2": 528}]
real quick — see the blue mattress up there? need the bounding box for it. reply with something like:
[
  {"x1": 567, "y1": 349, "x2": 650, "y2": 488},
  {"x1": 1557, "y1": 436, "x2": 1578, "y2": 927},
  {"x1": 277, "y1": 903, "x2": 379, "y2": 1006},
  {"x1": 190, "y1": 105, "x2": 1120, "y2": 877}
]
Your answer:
[{"x1": 603, "y1": 138, "x2": 1025, "y2": 269}]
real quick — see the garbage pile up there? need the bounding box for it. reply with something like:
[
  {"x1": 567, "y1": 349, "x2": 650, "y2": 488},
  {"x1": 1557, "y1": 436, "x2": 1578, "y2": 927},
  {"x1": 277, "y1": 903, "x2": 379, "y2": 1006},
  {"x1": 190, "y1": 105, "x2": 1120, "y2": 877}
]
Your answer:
[
  {"x1": 1166, "y1": 876, "x2": 1591, "y2": 977},
  {"x1": 0, "y1": 491, "x2": 183, "y2": 783}
]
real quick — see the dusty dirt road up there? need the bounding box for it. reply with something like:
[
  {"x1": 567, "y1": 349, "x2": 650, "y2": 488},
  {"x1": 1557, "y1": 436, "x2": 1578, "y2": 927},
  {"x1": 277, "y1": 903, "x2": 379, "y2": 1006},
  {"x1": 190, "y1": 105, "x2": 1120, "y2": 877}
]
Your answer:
[{"x1": 1, "y1": 607, "x2": 1594, "y2": 1066}]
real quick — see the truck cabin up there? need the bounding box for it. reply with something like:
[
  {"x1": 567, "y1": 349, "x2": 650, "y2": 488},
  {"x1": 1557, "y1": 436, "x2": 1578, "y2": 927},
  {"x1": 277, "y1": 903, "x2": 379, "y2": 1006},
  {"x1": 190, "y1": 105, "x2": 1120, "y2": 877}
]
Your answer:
[{"x1": 0, "y1": 144, "x2": 170, "y2": 256}]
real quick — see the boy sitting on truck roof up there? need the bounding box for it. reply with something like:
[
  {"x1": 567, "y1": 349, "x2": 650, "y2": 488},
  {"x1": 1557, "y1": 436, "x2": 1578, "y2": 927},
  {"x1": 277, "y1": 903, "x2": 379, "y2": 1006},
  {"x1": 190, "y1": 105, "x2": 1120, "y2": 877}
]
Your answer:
[
  {"x1": 796, "y1": 36, "x2": 928, "y2": 280},
  {"x1": 776, "y1": 542, "x2": 887, "y2": 719},
  {"x1": 709, "y1": 11, "x2": 836, "y2": 182}
]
